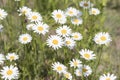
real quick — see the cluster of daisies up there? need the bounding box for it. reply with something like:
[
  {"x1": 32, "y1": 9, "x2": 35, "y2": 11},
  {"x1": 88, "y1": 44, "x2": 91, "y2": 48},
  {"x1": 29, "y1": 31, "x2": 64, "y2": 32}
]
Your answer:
[{"x1": 0, "y1": 53, "x2": 19, "y2": 80}]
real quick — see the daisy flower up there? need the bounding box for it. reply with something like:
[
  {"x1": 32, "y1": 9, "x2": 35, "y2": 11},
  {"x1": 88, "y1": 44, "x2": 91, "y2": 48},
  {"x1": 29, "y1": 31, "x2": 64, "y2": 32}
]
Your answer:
[
  {"x1": 99, "y1": 73, "x2": 117, "y2": 80},
  {"x1": 6, "y1": 53, "x2": 19, "y2": 61},
  {"x1": 56, "y1": 25, "x2": 72, "y2": 37},
  {"x1": 66, "y1": 7, "x2": 79, "y2": 17},
  {"x1": 0, "y1": 24, "x2": 3, "y2": 32},
  {"x1": 93, "y1": 32, "x2": 112, "y2": 45},
  {"x1": 26, "y1": 23, "x2": 35, "y2": 30},
  {"x1": 79, "y1": 49, "x2": 96, "y2": 60},
  {"x1": 70, "y1": 59, "x2": 82, "y2": 68},
  {"x1": 47, "y1": 35, "x2": 64, "y2": 50},
  {"x1": 33, "y1": 22, "x2": 49, "y2": 35},
  {"x1": 71, "y1": 32, "x2": 83, "y2": 41},
  {"x1": 0, "y1": 54, "x2": 5, "y2": 64},
  {"x1": 52, "y1": 62, "x2": 67, "y2": 74},
  {"x1": 64, "y1": 37, "x2": 76, "y2": 49},
  {"x1": 0, "y1": 65, "x2": 19, "y2": 80},
  {"x1": 89, "y1": 8, "x2": 100, "y2": 15},
  {"x1": 27, "y1": 12, "x2": 42, "y2": 22},
  {"x1": 63, "y1": 71, "x2": 72, "y2": 80},
  {"x1": 18, "y1": 6, "x2": 31, "y2": 16},
  {"x1": 71, "y1": 18, "x2": 83, "y2": 25},
  {"x1": 0, "y1": 8, "x2": 8, "y2": 20},
  {"x1": 75, "y1": 69, "x2": 82, "y2": 76},
  {"x1": 79, "y1": 1, "x2": 93, "y2": 9},
  {"x1": 79, "y1": 65, "x2": 92, "y2": 76},
  {"x1": 19, "y1": 33, "x2": 32, "y2": 44},
  {"x1": 52, "y1": 10, "x2": 66, "y2": 24}
]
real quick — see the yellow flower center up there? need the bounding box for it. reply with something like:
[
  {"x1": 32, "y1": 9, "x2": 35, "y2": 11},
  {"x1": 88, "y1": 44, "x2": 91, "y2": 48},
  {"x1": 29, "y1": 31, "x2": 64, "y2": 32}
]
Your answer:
[
  {"x1": 69, "y1": 11, "x2": 73, "y2": 14},
  {"x1": 23, "y1": 10, "x2": 27, "y2": 14},
  {"x1": 106, "y1": 78, "x2": 110, "y2": 80},
  {"x1": 74, "y1": 35, "x2": 79, "y2": 39},
  {"x1": 38, "y1": 26, "x2": 43, "y2": 31},
  {"x1": 23, "y1": 37, "x2": 28, "y2": 41},
  {"x1": 82, "y1": 68, "x2": 88, "y2": 72},
  {"x1": 7, "y1": 70, "x2": 13, "y2": 75},
  {"x1": 52, "y1": 39, "x2": 58, "y2": 45},
  {"x1": 57, "y1": 66, "x2": 62, "y2": 71},
  {"x1": 32, "y1": 15, "x2": 37, "y2": 20},
  {"x1": 73, "y1": 61, "x2": 78, "y2": 66},
  {"x1": 84, "y1": 3, "x2": 88, "y2": 6},
  {"x1": 84, "y1": 53, "x2": 90, "y2": 59},
  {"x1": 61, "y1": 29, "x2": 67, "y2": 34},
  {"x1": 100, "y1": 36, "x2": 106, "y2": 41},
  {"x1": 56, "y1": 14, "x2": 62, "y2": 18},
  {"x1": 66, "y1": 41, "x2": 71, "y2": 45},
  {"x1": 65, "y1": 73, "x2": 70, "y2": 78},
  {"x1": 92, "y1": 10, "x2": 96, "y2": 14},
  {"x1": 10, "y1": 56, "x2": 15, "y2": 60},
  {"x1": 0, "y1": 13, "x2": 2, "y2": 17},
  {"x1": 74, "y1": 19, "x2": 79, "y2": 23}
]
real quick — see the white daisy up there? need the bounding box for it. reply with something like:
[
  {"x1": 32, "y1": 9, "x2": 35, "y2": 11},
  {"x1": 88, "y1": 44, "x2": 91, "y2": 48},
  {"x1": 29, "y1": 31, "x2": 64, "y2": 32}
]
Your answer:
[
  {"x1": 66, "y1": 7, "x2": 79, "y2": 17},
  {"x1": 79, "y1": 49, "x2": 96, "y2": 60},
  {"x1": 27, "y1": 12, "x2": 42, "y2": 22},
  {"x1": 71, "y1": 18, "x2": 83, "y2": 25},
  {"x1": 0, "y1": 8, "x2": 8, "y2": 20},
  {"x1": 0, "y1": 65, "x2": 19, "y2": 80},
  {"x1": 56, "y1": 25, "x2": 72, "y2": 37},
  {"x1": 52, "y1": 62, "x2": 67, "y2": 74},
  {"x1": 33, "y1": 22, "x2": 49, "y2": 35},
  {"x1": 71, "y1": 32, "x2": 83, "y2": 41},
  {"x1": 18, "y1": 6, "x2": 31, "y2": 16},
  {"x1": 75, "y1": 69, "x2": 82, "y2": 76},
  {"x1": 47, "y1": 35, "x2": 64, "y2": 50},
  {"x1": 79, "y1": 1, "x2": 93, "y2": 9},
  {"x1": 79, "y1": 65, "x2": 92, "y2": 76},
  {"x1": 93, "y1": 32, "x2": 112, "y2": 45},
  {"x1": 6, "y1": 53, "x2": 19, "y2": 61},
  {"x1": 52, "y1": 10, "x2": 66, "y2": 24},
  {"x1": 70, "y1": 59, "x2": 82, "y2": 68},
  {"x1": 0, "y1": 54, "x2": 5, "y2": 64},
  {"x1": 19, "y1": 33, "x2": 32, "y2": 44},
  {"x1": 99, "y1": 73, "x2": 117, "y2": 80},
  {"x1": 89, "y1": 8, "x2": 100, "y2": 15},
  {"x1": 64, "y1": 37, "x2": 76, "y2": 49},
  {"x1": 26, "y1": 23, "x2": 35, "y2": 30},
  {"x1": 0, "y1": 24, "x2": 3, "y2": 32},
  {"x1": 63, "y1": 71, "x2": 72, "y2": 80}
]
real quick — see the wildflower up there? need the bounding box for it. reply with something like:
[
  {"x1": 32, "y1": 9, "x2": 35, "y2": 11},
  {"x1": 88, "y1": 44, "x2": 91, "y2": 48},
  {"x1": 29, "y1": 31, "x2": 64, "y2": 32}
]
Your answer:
[
  {"x1": 0, "y1": 65, "x2": 19, "y2": 80},
  {"x1": 33, "y1": 22, "x2": 49, "y2": 35},
  {"x1": 26, "y1": 23, "x2": 35, "y2": 30},
  {"x1": 6, "y1": 53, "x2": 19, "y2": 61},
  {"x1": 27, "y1": 12, "x2": 42, "y2": 22},
  {"x1": 71, "y1": 32, "x2": 83, "y2": 41},
  {"x1": 75, "y1": 69, "x2": 82, "y2": 76},
  {"x1": 66, "y1": 7, "x2": 79, "y2": 17},
  {"x1": 64, "y1": 37, "x2": 76, "y2": 49},
  {"x1": 63, "y1": 71, "x2": 72, "y2": 80},
  {"x1": 0, "y1": 8, "x2": 8, "y2": 20},
  {"x1": 18, "y1": 6, "x2": 31, "y2": 16},
  {"x1": 19, "y1": 33, "x2": 32, "y2": 44},
  {"x1": 79, "y1": 1, "x2": 93, "y2": 9},
  {"x1": 0, "y1": 54, "x2": 5, "y2": 64},
  {"x1": 70, "y1": 59, "x2": 82, "y2": 68},
  {"x1": 47, "y1": 35, "x2": 64, "y2": 50},
  {"x1": 94, "y1": 32, "x2": 112, "y2": 45},
  {"x1": 52, "y1": 10, "x2": 66, "y2": 24},
  {"x1": 79, "y1": 49, "x2": 96, "y2": 60},
  {"x1": 71, "y1": 18, "x2": 83, "y2": 25},
  {"x1": 99, "y1": 73, "x2": 117, "y2": 80},
  {"x1": 56, "y1": 25, "x2": 72, "y2": 37},
  {"x1": 89, "y1": 8, "x2": 100, "y2": 15},
  {"x1": 52, "y1": 62, "x2": 67, "y2": 74}
]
